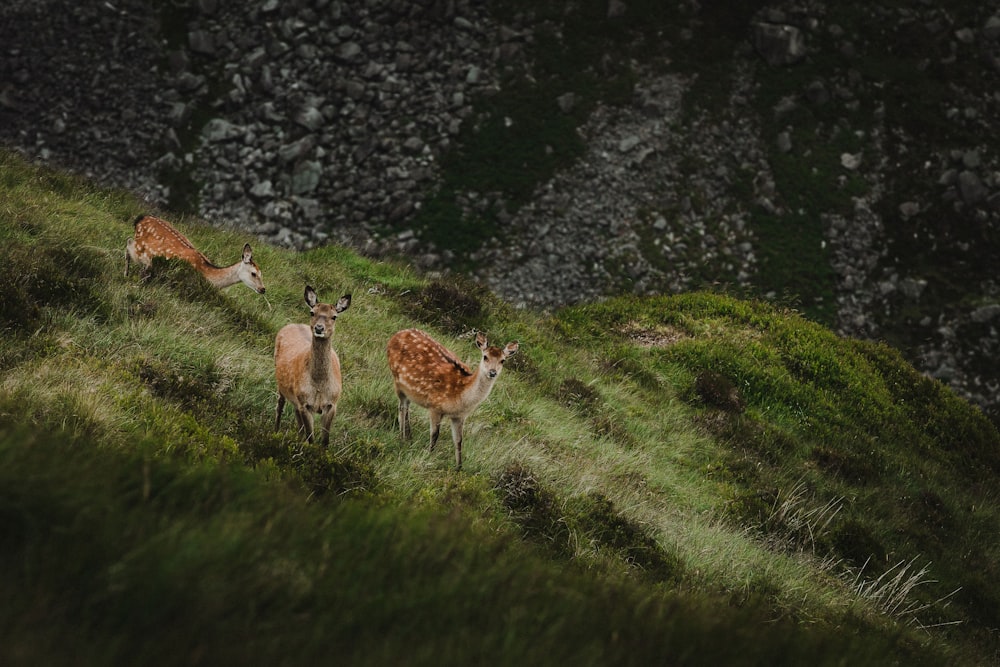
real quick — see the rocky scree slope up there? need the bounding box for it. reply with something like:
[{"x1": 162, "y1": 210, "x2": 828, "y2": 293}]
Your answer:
[{"x1": 1, "y1": 0, "x2": 999, "y2": 421}]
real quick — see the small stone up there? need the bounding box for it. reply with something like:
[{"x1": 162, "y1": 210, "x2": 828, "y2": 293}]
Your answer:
[
  {"x1": 557, "y1": 92, "x2": 576, "y2": 114},
  {"x1": 618, "y1": 135, "x2": 641, "y2": 152},
  {"x1": 899, "y1": 201, "x2": 920, "y2": 219},
  {"x1": 776, "y1": 131, "x2": 792, "y2": 153},
  {"x1": 188, "y1": 30, "x2": 214, "y2": 55},
  {"x1": 840, "y1": 152, "x2": 862, "y2": 170},
  {"x1": 250, "y1": 180, "x2": 274, "y2": 198}
]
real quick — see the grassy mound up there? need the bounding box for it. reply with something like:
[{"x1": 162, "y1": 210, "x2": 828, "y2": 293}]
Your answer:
[{"x1": 1, "y1": 149, "x2": 997, "y2": 664}]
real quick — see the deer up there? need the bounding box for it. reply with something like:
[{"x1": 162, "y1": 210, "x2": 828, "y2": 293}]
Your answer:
[
  {"x1": 125, "y1": 214, "x2": 266, "y2": 294},
  {"x1": 274, "y1": 286, "x2": 352, "y2": 446},
  {"x1": 387, "y1": 328, "x2": 519, "y2": 470}
]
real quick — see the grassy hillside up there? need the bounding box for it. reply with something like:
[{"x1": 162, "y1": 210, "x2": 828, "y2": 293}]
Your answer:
[{"x1": 2, "y1": 148, "x2": 999, "y2": 665}]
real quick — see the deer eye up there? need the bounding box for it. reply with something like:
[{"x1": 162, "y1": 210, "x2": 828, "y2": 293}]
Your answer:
[{"x1": 251, "y1": 271, "x2": 258, "y2": 277}]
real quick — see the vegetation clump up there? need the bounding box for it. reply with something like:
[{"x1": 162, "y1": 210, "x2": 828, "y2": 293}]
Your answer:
[
  {"x1": 565, "y1": 490, "x2": 685, "y2": 585},
  {"x1": 0, "y1": 239, "x2": 108, "y2": 331},
  {"x1": 398, "y1": 278, "x2": 492, "y2": 335},
  {"x1": 494, "y1": 460, "x2": 570, "y2": 555},
  {"x1": 693, "y1": 370, "x2": 745, "y2": 413},
  {"x1": 1, "y1": 151, "x2": 996, "y2": 664}
]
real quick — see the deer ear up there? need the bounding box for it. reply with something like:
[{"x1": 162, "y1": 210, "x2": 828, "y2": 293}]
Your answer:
[
  {"x1": 475, "y1": 332, "x2": 488, "y2": 350},
  {"x1": 304, "y1": 285, "x2": 318, "y2": 308},
  {"x1": 242, "y1": 243, "x2": 253, "y2": 263},
  {"x1": 336, "y1": 294, "x2": 352, "y2": 313},
  {"x1": 503, "y1": 342, "x2": 519, "y2": 358}
]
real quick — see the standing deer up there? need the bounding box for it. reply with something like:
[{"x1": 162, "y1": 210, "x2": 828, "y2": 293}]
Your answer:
[
  {"x1": 274, "y1": 286, "x2": 352, "y2": 446},
  {"x1": 125, "y1": 214, "x2": 266, "y2": 294},
  {"x1": 387, "y1": 328, "x2": 519, "y2": 470}
]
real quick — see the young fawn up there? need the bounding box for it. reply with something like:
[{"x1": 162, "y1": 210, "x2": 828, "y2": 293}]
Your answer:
[
  {"x1": 125, "y1": 214, "x2": 266, "y2": 294},
  {"x1": 274, "y1": 286, "x2": 352, "y2": 446},
  {"x1": 387, "y1": 328, "x2": 518, "y2": 469}
]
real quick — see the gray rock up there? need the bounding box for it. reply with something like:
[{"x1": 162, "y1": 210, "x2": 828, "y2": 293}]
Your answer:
[
  {"x1": 618, "y1": 135, "x2": 641, "y2": 152},
  {"x1": 557, "y1": 92, "x2": 577, "y2": 114},
  {"x1": 958, "y1": 170, "x2": 988, "y2": 204},
  {"x1": 335, "y1": 42, "x2": 362, "y2": 62},
  {"x1": 292, "y1": 161, "x2": 322, "y2": 195},
  {"x1": 753, "y1": 23, "x2": 806, "y2": 66},
  {"x1": 295, "y1": 106, "x2": 325, "y2": 131},
  {"x1": 840, "y1": 152, "x2": 862, "y2": 170},
  {"x1": 971, "y1": 304, "x2": 1000, "y2": 323},
  {"x1": 805, "y1": 79, "x2": 830, "y2": 106},
  {"x1": 938, "y1": 168, "x2": 959, "y2": 186},
  {"x1": 293, "y1": 196, "x2": 323, "y2": 221},
  {"x1": 167, "y1": 102, "x2": 189, "y2": 127},
  {"x1": 776, "y1": 131, "x2": 792, "y2": 153},
  {"x1": 250, "y1": 180, "x2": 275, "y2": 198},
  {"x1": 403, "y1": 136, "x2": 425, "y2": 153},
  {"x1": 954, "y1": 27, "x2": 976, "y2": 44},
  {"x1": 900, "y1": 278, "x2": 927, "y2": 300},
  {"x1": 898, "y1": 201, "x2": 920, "y2": 218},
  {"x1": 174, "y1": 72, "x2": 205, "y2": 92},
  {"x1": 202, "y1": 118, "x2": 243, "y2": 142},
  {"x1": 985, "y1": 15, "x2": 1000, "y2": 40},
  {"x1": 345, "y1": 80, "x2": 366, "y2": 100},
  {"x1": 189, "y1": 30, "x2": 214, "y2": 55},
  {"x1": 279, "y1": 136, "x2": 316, "y2": 163}
]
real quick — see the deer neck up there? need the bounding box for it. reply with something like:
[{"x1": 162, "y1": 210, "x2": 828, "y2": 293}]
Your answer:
[
  {"x1": 198, "y1": 259, "x2": 242, "y2": 289},
  {"x1": 310, "y1": 335, "x2": 333, "y2": 382},
  {"x1": 463, "y1": 366, "x2": 496, "y2": 408}
]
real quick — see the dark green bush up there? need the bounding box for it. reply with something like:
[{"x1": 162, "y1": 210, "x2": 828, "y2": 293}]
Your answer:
[
  {"x1": 397, "y1": 278, "x2": 493, "y2": 335},
  {"x1": 131, "y1": 355, "x2": 220, "y2": 409},
  {"x1": 694, "y1": 370, "x2": 745, "y2": 413},
  {"x1": 565, "y1": 490, "x2": 684, "y2": 585},
  {"x1": 291, "y1": 442, "x2": 376, "y2": 498},
  {"x1": 556, "y1": 377, "x2": 602, "y2": 412},
  {"x1": 494, "y1": 460, "x2": 570, "y2": 555},
  {"x1": 0, "y1": 240, "x2": 109, "y2": 330}
]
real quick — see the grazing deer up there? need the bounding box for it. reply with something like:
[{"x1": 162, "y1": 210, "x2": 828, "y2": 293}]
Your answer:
[
  {"x1": 125, "y1": 214, "x2": 266, "y2": 294},
  {"x1": 274, "y1": 286, "x2": 352, "y2": 446},
  {"x1": 387, "y1": 328, "x2": 519, "y2": 470}
]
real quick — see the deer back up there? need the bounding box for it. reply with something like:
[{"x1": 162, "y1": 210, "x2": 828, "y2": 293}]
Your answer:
[
  {"x1": 387, "y1": 329, "x2": 480, "y2": 408},
  {"x1": 132, "y1": 215, "x2": 207, "y2": 266}
]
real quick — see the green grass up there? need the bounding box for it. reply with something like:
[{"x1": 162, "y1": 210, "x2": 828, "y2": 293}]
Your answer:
[{"x1": 2, "y1": 149, "x2": 999, "y2": 664}]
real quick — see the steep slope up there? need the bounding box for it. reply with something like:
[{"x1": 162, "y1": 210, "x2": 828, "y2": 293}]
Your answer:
[
  {"x1": 1, "y1": 152, "x2": 998, "y2": 663},
  {"x1": 3, "y1": 0, "x2": 998, "y2": 423}
]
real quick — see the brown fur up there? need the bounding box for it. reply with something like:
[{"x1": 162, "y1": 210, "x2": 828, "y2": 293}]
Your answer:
[
  {"x1": 387, "y1": 328, "x2": 518, "y2": 469},
  {"x1": 274, "y1": 286, "x2": 351, "y2": 446},
  {"x1": 125, "y1": 215, "x2": 265, "y2": 293}
]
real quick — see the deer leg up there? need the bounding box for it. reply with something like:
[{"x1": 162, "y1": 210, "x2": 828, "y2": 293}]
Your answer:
[
  {"x1": 450, "y1": 418, "x2": 465, "y2": 470},
  {"x1": 125, "y1": 238, "x2": 135, "y2": 277},
  {"x1": 429, "y1": 410, "x2": 442, "y2": 452},
  {"x1": 298, "y1": 409, "x2": 315, "y2": 444},
  {"x1": 275, "y1": 394, "x2": 285, "y2": 431},
  {"x1": 397, "y1": 393, "x2": 411, "y2": 440},
  {"x1": 319, "y1": 404, "x2": 336, "y2": 447}
]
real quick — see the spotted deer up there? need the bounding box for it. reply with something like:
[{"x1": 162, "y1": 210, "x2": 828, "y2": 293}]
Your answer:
[
  {"x1": 274, "y1": 286, "x2": 352, "y2": 446},
  {"x1": 387, "y1": 328, "x2": 518, "y2": 470},
  {"x1": 125, "y1": 214, "x2": 266, "y2": 294}
]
